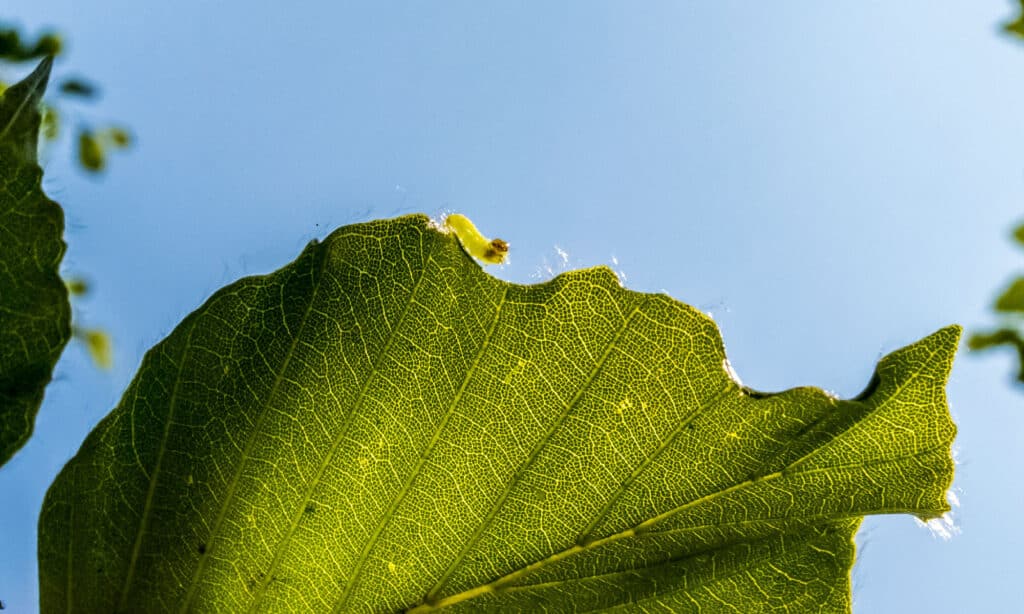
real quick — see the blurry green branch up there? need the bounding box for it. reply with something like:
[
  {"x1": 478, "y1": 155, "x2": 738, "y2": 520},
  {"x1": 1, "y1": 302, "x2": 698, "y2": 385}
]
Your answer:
[
  {"x1": 970, "y1": 221, "x2": 1024, "y2": 382},
  {"x1": 0, "y1": 23, "x2": 132, "y2": 174},
  {"x1": 972, "y1": 7, "x2": 1024, "y2": 382}
]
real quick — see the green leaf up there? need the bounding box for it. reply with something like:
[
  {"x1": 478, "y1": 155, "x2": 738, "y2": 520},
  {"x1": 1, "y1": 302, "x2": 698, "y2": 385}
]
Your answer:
[
  {"x1": 969, "y1": 328, "x2": 1024, "y2": 382},
  {"x1": 1012, "y1": 221, "x2": 1024, "y2": 246},
  {"x1": 1006, "y1": 1, "x2": 1024, "y2": 40},
  {"x1": 77, "y1": 128, "x2": 106, "y2": 172},
  {"x1": 0, "y1": 57, "x2": 70, "y2": 468},
  {"x1": 39, "y1": 215, "x2": 958, "y2": 612},
  {"x1": 995, "y1": 277, "x2": 1024, "y2": 312},
  {"x1": 0, "y1": 27, "x2": 63, "y2": 61},
  {"x1": 58, "y1": 77, "x2": 99, "y2": 99}
]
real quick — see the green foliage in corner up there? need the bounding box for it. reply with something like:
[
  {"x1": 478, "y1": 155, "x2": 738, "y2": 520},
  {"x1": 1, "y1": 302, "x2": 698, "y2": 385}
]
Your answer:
[
  {"x1": 38, "y1": 215, "x2": 958, "y2": 612},
  {"x1": 0, "y1": 57, "x2": 71, "y2": 468}
]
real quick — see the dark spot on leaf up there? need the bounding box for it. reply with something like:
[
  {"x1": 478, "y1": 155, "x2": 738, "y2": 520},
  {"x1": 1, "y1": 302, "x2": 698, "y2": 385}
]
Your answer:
[
  {"x1": 304, "y1": 504, "x2": 316, "y2": 514},
  {"x1": 198, "y1": 543, "x2": 207, "y2": 555}
]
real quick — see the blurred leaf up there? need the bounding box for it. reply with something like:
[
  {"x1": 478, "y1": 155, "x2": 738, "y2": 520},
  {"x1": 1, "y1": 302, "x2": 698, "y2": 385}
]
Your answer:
[
  {"x1": 0, "y1": 28, "x2": 26, "y2": 60},
  {"x1": 29, "y1": 33, "x2": 62, "y2": 58},
  {"x1": 969, "y1": 329, "x2": 1024, "y2": 382},
  {"x1": 64, "y1": 277, "x2": 89, "y2": 296},
  {"x1": 40, "y1": 215, "x2": 958, "y2": 612},
  {"x1": 0, "y1": 27, "x2": 62, "y2": 61},
  {"x1": 77, "y1": 128, "x2": 105, "y2": 172},
  {"x1": 995, "y1": 277, "x2": 1024, "y2": 312},
  {"x1": 968, "y1": 328, "x2": 1021, "y2": 351},
  {"x1": 1006, "y1": 1, "x2": 1024, "y2": 39},
  {"x1": 1013, "y1": 221, "x2": 1024, "y2": 246},
  {"x1": 57, "y1": 77, "x2": 97, "y2": 99},
  {"x1": 0, "y1": 57, "x2": 71, "y2": 468},
  {"x1": 73, "y1": 327, "x2": 112, "y2": 370},
  {"x1": 105, "y1": 126, "x2": 131, "y2": 148}
]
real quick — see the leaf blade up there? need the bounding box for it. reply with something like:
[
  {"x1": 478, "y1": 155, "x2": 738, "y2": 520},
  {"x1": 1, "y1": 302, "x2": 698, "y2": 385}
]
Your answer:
[
  {"x1": 39, "y1": 215, "x2": 958, "y2": 612},
  {"x1": 0, "y1": 56, "x2": 70, "y2": 469}
]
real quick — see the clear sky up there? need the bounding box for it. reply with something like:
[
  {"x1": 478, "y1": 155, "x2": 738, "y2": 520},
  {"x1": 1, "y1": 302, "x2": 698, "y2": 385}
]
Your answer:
[{"x1": 2, "y1": 2, "x2": 1023, "y2": 612}]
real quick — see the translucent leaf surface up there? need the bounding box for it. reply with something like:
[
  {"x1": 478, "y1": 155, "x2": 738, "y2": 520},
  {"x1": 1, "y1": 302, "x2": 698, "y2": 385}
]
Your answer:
[
  {"x1": 0, "y1": 57, "x2": 70, "y2": 468},
  {"x1": 39, "y1": 215, "x2": 958, "y2": 612}
]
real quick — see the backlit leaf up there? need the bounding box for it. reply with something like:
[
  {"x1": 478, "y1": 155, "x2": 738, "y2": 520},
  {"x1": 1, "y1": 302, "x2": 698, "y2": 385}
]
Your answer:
[{"x1": 39, "y1": 215, "x2": 958, "y2": 612}]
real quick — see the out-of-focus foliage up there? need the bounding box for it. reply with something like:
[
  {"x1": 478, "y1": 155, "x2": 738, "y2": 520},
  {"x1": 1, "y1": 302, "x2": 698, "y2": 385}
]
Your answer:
[
  {"x1": 0, "y1": 22, "x2": 132, "y2": 175},
  {"x1": 0, "y1": 27, "x2": 62, "y2": 60},
  {"x1": 972, "y1": 10, "x2": 1024, "y2": 382},
  {"x1": 970, "y1": 220, "x2": 1024, "y2": 382},
  {"x1": 1005, "y1": 1, "x2": 1024, "y2": 39},
  {"x1": 71, "y1": 327, "x2": 112, "y2": 371},
  {"x1": 76, "y1": 126, "x2": 132, "y2": 173}
]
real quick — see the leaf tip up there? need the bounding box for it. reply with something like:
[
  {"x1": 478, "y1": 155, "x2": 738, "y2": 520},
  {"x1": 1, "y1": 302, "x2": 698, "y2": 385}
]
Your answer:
[{"x1": 0, "y1": 55, "x2": 55, "y2": 156}]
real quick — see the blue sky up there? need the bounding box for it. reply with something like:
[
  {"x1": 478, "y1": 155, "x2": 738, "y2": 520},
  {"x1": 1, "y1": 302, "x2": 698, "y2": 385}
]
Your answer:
[{"x1": 2, "y1": 2, "x2": 1023, "y2": 611}]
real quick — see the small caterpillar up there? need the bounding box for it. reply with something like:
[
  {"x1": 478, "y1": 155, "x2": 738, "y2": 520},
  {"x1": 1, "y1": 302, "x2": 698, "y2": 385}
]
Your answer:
[{"x1": 444, "y1": 213, "x2": 509, "y2": 265}]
